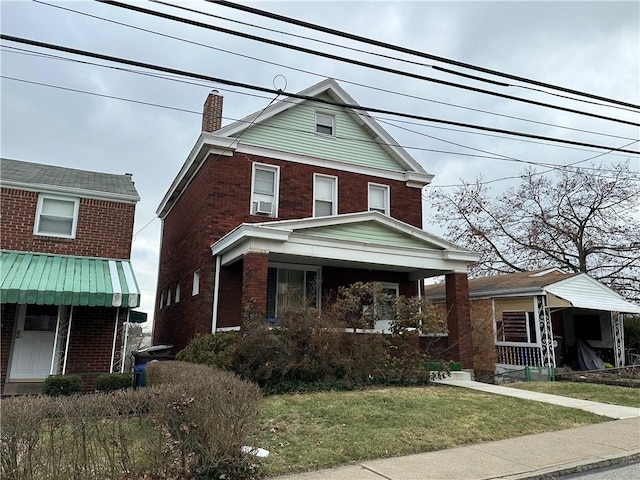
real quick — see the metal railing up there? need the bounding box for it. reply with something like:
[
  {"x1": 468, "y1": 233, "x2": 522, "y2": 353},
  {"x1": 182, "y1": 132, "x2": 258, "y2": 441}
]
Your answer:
[{"x1": 496, "y1": 344, "x2": 542, "y2": 367}]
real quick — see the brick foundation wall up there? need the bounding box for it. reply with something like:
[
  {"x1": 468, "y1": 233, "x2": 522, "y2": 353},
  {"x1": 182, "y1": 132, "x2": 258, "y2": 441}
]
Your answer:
[
  {"x1": 445, "y1": 273, "x2": 474, "y2": 369},
  {"x1": 155, "y1": 150, "x2": 424, "y2": 350},
  {"x1": 0, "y1": 188, "x2": 135, "y2": 259}
]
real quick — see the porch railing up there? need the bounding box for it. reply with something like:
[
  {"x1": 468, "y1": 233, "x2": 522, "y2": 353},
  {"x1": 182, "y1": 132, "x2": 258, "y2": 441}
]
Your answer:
[{"x1": 496, "y1": 344, "x2": 542, "y2": 367}]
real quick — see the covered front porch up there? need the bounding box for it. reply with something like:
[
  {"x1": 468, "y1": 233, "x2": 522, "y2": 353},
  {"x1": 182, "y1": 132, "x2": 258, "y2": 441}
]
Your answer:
[
  {"x1": 495, "y1": 275, "x2": 640, "y2": 372},
  {"x1": 210, "y1": 212, "x2": 480, "y2": 367},
  {"x1": 1, "y1": 251, "x2": 142, "y2": 394}
]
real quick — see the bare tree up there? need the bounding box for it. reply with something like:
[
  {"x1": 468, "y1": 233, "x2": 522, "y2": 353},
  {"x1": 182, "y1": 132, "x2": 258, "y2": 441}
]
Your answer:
[{"x1": 429, "y1": 161, "x2": 640, "y2": 301}]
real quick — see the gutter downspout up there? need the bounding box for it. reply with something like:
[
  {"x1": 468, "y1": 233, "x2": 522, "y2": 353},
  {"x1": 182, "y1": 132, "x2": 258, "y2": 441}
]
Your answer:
[{"x1": 211, "y1": 255, "x2": 221, "y2": 334}]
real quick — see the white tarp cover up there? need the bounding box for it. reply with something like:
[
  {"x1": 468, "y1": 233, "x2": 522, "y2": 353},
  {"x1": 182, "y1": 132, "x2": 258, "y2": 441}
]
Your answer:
[{"x1": 544, "y1": 274, "x2": 640, "y2": 314}]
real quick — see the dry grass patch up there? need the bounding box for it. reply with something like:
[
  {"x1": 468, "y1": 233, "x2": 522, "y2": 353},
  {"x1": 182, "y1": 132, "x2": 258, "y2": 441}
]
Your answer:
[
  {"x1": 508, "y1": 381, "x2": 640, "y2": 408},
  {"x1": 251, "y1": 385, "x2": 606, "y2": 476}
]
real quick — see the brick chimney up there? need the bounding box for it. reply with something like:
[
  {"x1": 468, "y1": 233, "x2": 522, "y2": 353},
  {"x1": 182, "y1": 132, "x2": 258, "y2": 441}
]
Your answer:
[{"x1": 202, "y1": 90, "x2": 223, "y2": 132}]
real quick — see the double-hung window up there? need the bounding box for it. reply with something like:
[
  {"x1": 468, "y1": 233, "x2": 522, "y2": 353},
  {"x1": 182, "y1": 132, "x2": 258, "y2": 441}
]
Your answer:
[
  {"x1": 251, "y1": 163, "x2": 279, "y2": 217},
  {"x1": 374, "y1": 283, "x2": 399, "y2": 333},
  {"x1": 368, "y1": 183, "x2": 390, "y2": 215},
  {"x1": 313, "y1": 174, "x2": 337, "y2": 217},
  {"x1": 34, "y1": 195, "x2": 79, "y2": 238},
  {"x1": 315, "y1": 112, "x2": 335, "y2": 136}
]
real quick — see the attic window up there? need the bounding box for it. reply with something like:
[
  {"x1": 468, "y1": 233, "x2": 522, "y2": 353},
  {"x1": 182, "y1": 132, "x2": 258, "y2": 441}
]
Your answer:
[{"x1": 315, "y1": 112, "x2": 335, "y2": 136}]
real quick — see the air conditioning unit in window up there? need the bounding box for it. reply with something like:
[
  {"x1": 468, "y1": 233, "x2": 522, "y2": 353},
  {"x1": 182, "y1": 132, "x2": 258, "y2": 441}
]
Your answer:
[{"x1": 255, "y1": 201, "x2": 273, "y2": 215}]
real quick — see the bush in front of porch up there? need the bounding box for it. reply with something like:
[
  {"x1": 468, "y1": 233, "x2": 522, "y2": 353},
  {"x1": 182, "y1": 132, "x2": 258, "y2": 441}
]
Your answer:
[{"x1": 177, "y1": 282, "x2": 451, "y2": 393}]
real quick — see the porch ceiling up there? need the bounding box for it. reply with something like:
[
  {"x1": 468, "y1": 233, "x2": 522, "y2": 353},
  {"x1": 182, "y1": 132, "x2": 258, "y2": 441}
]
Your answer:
[
  {"x1": 0, "y1": 250, "x2": 140, "y2": 308},
  {"x1": 211, "y1": 212, "x2": 479, "y2": 279}
]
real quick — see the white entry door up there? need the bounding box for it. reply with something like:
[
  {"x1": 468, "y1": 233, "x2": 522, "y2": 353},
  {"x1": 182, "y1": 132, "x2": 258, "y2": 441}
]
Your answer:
[{"x1": 9, "y1": 304, "x2": 58, "y2": 381}]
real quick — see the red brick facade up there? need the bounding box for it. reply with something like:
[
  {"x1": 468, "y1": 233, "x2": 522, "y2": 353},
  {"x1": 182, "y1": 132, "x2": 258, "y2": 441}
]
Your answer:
[
  {"x1": 153, "y1": 150, "x2": 424, "y2": 350},
  {"x1": 445, "y1": 272, "x2": 474, "y2": 368},
  {"x1": 0, "y1": 188, "x2": 135, "y2": 259},
  {"x1": 1, "y1": 183, "x2": 136, "y2": 394}
]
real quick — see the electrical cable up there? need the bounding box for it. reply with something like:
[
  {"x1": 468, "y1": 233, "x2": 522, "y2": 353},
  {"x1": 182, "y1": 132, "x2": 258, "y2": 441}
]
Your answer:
[
  {"x1": 19, "y1": 2, "x2": 637, "y2": 141},
  {"x1": 2, "y1": 34, "x2": 638, "y2": 155},
  {"x1": 96, "y1": 0, "x2": 640, "y2": 127},
  {"x1": 209, "y1": 0, "x2": 640, "y2": 111}
]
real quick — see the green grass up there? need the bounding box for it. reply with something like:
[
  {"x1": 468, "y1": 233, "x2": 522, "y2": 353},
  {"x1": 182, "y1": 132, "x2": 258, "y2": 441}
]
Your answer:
[
  {"x1": 250, "y1": 385, "x2": 606, "y2": 476},
  {"x1": 508, "y1": 381, "x2": 640, "y2": 408}
]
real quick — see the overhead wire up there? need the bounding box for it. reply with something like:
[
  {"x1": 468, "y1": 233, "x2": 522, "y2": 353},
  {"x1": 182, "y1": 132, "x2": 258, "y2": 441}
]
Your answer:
[
  {"x1": 95, "y1": 0, "x2": 640, "y2": 127},
  {"x1": 3, "y1": 73, "x2": 637, "y2": 184},
  {"x1": 23, "y1": 1, "x2": 637, "y2": 141},
  {"x1": 209, "y1": 0, "x2": 640, "y2": 111},
  {"x1": 2, "y1": 34, "x2": 638, "y2": 156}
]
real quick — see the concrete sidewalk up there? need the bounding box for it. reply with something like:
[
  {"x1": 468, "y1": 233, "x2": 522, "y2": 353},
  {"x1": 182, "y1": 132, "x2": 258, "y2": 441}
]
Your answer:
[{"x1": 270, "y1": 378, "x2": 640, "y2": 480}]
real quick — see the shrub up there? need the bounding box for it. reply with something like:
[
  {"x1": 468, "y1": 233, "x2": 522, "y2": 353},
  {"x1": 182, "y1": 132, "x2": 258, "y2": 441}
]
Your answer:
[
  {"x1": 175, "y1": 331, "x2": 238, "y2": 370},
  {"x1": 42, "y1": 374, "x2": 82, "y2": 396},
  {"x1": 2, "y1": 363, "x2": 262, "y2": 480},
  {"x1": 95, "y1": 373, "x2": 133, "y2": 392},
  {"x1": 145, "y1": 361, "x2": 263, "y2": 478},
  {"x1": 624, "y1": 316, "x2": 640, "y2": 352}
]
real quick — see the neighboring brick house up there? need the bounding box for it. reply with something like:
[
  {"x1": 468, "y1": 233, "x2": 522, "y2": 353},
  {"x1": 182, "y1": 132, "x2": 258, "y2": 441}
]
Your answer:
[
  {"x1": 0, "y1": 158, "x2": 142, "y2": 395},
  {"x1": 424, "y1": 269, "x2": 640, "y2": 377},
  {"x1": 153, "y1": 79, "x2": 479, "y2": 367}
]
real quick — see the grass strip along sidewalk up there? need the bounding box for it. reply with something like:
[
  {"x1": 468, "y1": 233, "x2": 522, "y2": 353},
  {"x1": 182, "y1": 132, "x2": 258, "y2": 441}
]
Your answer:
[
  {"x1": 250, "y1": 384, "x2": 607, "y2": 476},
  {"x1": 508, "y1": 381, "x2": 640, "y2": 408}
]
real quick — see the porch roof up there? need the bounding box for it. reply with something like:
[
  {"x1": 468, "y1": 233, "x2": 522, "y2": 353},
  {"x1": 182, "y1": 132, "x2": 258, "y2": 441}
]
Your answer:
[
  {"x1": 210, "y1": 212, "x2": 479, "y2": 279},
  {"x1": 0, "y1": 250, "x2": 140, "y2": 308}
]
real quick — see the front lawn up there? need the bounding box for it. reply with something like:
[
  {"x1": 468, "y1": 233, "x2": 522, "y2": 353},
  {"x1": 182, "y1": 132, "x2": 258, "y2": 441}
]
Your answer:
[
  {"x1": 250, "y1": 384, "x2": 606, "y2": 476},
  {"x1": 507, "y1": 381, "x2": 640, "y2": 408}
]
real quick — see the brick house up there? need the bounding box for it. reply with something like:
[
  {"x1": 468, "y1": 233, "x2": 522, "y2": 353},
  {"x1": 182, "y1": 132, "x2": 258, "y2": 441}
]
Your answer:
[
  {"x1": 0, "y1": 158, "x2": 142, "y2": 395},
  {"x1": 153, "y1": 79, "x2": 479, "y2": 366}
]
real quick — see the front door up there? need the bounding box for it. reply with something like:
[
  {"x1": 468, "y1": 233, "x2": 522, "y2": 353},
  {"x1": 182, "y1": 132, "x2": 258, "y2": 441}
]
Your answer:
[{"x1": 9, "y1": 304, "x2": 58, "y2": 381}]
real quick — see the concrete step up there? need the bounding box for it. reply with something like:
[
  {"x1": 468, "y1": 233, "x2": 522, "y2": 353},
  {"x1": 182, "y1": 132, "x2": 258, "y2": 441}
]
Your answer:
[{"x1": 2, "y1": 382, "x2": 44, "y2": 396}]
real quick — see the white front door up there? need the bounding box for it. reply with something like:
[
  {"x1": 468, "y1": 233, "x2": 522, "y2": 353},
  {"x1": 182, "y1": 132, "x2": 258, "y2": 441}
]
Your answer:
[{"x1": 9, "y1": 304, "x2": 58, "y2": 381}]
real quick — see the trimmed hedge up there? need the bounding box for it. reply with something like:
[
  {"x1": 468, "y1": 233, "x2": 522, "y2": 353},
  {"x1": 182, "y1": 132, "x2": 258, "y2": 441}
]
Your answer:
[
  {"x1": 95, "y1": 373, "x2": 133, "y2": 392},
  {"x1": 42, "y1": 374, "x2": 82, "y2": 396}
]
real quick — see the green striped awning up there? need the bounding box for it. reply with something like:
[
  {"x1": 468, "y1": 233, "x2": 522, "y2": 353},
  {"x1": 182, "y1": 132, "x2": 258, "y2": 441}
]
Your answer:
[{"x1": 0, "y1": 251, "x2": 140, "y2": 308}]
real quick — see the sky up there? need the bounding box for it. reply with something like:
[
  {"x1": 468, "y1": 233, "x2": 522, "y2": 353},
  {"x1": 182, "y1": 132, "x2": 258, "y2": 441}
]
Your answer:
[{"x1": 2, "y1": 0, "x2": 639, "y2": 330}]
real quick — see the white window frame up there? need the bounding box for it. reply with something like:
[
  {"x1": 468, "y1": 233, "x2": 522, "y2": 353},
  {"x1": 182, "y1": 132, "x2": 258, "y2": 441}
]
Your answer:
[
  {"x1": 250, "y1": 162, "x2": 280, "y2": 217},
  {"x1": 34, "y1": 194, "x2": 79, "y2": 239},
  {"x1": 495, "y1": 310, "x2": 540, "y2": 345},
  {"x1": 315, "y1": 111, "x2": 335, "y2": 136},
  {"x1": 192, "y1": 270, "x2": 200, "y2": 296},
  {"x1": 313, "y1": 174, "x2": 338, "y2": 217},
  {"x1": 368, "y1": 183, "x2": 390, "y2": 215},
  {"x1": 175, "y1": 283, "x2": 180, "y2": 303},
  {"x1": 374, "y1": 282, "x2": 400, "y2": 333}
]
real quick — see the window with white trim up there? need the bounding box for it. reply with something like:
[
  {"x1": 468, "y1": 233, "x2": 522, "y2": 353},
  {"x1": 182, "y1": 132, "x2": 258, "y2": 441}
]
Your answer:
[
  {"x1": 313, "y1": 174, "x2": 337, "y2": 217},
  {"x1": 167, "y1": 287, "x2": 172, "y2": 306},
  {"x1": 374, "y1": 283, "x2": 399, "y2": 333},
  {"x1": 34, "y1": 195, "x2": 79, "y2": 238},
  {"x1": 251, "y1": 163, "x2": 279, "y2": 217},
  {"x1": 315, "y1": 112, "x2": 335, "y2": 136},
  {"x1": 368, "y1": 183, "x2": 390, "y2": 215},
  {"x1": 192, "y1": 270, "x2": 200, "y2": 296},
  {"x1": 175, "y1": 283, "x2": 180, "y2": 303}
]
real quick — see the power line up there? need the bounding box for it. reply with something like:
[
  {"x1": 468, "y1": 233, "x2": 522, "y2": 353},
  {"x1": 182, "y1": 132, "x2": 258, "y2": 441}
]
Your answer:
[
  {"x1": 21, "y1": 1, "x2": 636, "y2": 142},
  {"x1": 2, "y1": 34, "x2": 638, "y2": 156},
  {"x1": 97, "y1": 0, "x2": 640, "y2": 127},
  {"x1": 4, "y1": 73, "x2": 636, "y2": 181},
  {"x1": 210, "y1": 0, "x2": 640, "y2": 111}
]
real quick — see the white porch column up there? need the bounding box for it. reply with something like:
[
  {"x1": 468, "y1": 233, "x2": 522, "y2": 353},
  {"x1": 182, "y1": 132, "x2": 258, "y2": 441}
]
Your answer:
[
  {"x1": 611, "y1": 313, "x2": 625, "y2": 367},
  {"x1": 110, "y1": 308, "x2": 120, "y2": 373},
  {"x1": 536, "y1": 295, "x2": 556, "y2": 368},
  {"x1": 62, "y1": 306, "x2": 73, "y2": 374}
]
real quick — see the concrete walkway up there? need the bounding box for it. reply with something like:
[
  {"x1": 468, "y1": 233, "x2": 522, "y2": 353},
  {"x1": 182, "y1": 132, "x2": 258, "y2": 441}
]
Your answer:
[{"x1": 270, "y1": 377, "x2": 640, "y2": 480}]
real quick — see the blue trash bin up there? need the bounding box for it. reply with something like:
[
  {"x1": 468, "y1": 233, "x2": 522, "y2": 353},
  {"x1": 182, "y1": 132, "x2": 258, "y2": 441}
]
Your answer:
[
  {"x1": 132, "y1": 345, "x2": 173, "y2": 388},
  {"x1": 133, "y1": 363, "x2": 146, "y2": 388}
]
